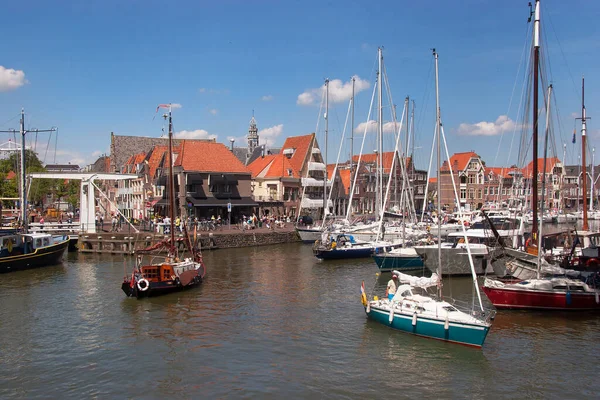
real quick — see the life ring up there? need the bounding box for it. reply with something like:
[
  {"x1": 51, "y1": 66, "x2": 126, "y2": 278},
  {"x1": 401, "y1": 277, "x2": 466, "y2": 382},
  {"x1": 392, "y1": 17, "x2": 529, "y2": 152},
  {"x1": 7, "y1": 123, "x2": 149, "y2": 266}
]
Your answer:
[{"x1": 137, "y1": 278, "x2": 150, "y2": 291}]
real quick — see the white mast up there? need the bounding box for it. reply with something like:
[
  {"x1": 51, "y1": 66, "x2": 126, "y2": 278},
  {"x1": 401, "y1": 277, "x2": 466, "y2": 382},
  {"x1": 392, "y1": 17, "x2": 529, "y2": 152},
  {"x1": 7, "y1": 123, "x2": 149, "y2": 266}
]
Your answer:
[
  {"x1": 376, "y1": 47, "x2": 383, "y2": 217},
  {"x1": 323, "y1": 78, "x2": 329, "y2": 220},
  {"x1": 433, "y1": 49, "x2": 442, "y2": 296}
]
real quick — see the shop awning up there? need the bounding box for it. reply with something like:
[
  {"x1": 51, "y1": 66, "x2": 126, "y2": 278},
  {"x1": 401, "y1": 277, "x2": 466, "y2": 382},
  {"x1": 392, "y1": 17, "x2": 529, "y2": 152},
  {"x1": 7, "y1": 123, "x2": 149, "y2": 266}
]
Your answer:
[{"x1": 186, "y1": 197, "x2": 258, "y2": 207}]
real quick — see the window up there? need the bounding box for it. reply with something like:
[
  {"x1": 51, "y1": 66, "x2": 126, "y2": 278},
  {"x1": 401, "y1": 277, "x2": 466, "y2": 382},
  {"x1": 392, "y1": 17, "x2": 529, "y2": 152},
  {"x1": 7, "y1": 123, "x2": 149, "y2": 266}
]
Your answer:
[
  {"x1": 460, "y1": 188, "x2": 466, "y2": 199},
  {"x1": 210, "y1": 184, "x2": 217, "y2": 193},
  {"x1": 223, "y1": 184, "x2": 231, "y2": 194},
  {"x1": 287, "y1": 169, "x2": 293, "y2": 177},
  {"x1": 258, "y1": 182, "x2": 262, "y2": 187}
]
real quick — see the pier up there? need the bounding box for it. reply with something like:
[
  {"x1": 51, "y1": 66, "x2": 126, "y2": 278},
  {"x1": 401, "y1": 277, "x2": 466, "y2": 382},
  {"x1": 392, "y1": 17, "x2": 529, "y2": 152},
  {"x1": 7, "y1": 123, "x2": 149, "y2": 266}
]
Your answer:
[{"x1": 77, "y1": 225, "x2": 300, "y2": 254}]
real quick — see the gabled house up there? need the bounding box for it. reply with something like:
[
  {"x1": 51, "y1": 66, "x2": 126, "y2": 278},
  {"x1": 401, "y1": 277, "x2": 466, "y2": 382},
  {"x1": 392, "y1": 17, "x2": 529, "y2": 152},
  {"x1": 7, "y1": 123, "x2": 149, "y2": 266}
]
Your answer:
[
  {"x1": 117, "y1": 152, "x2": 147, "y2": 220},
  {"x1": 167, "y1": 139, "x2": 257, "y2": 223},
  {"x1": 439, "y1": 151, "x2": 485, "y2": 211},
  {"x1": 521, "y1": 157, "x2": 563, "y2": 209},
  {"x1": 248, "y1": 152, "x2": 301, "y2": 217}
]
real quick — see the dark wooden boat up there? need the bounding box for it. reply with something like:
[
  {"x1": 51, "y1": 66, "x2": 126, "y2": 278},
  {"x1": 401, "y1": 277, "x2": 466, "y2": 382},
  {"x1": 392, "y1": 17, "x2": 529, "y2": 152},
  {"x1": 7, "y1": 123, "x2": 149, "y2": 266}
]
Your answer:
[{"x1": 0, "y1": 233, "x2": 69, "y2": 273}]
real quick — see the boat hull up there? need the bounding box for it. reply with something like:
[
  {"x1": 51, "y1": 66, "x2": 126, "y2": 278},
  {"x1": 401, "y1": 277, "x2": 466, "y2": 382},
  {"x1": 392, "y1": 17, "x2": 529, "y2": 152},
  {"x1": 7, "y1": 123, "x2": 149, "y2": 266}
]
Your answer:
[
  {"x1": 314, "y1": 246, "x2": 375, "y2": 260},
  {"x1": 482, "y1": 286, "x2": 600, "y2": 310},
  {"x1": 366, "y1": 306, "x2": 490, "y2": 347},
  {"x1": 373, "y1": 253, "x2": 424, "y2": 272},
  {"x1": 414, "y1": 245, "x2": 492, "y2": 276},
  {"x1": 0, "y1": 239, "x2": 69, "y2": 273},
  {"x1": 121, "y1": 276, "x2": 203, "y2": 299},
  {"x1": 296, "y1": 227, "x2": 322, "y2": 244}
]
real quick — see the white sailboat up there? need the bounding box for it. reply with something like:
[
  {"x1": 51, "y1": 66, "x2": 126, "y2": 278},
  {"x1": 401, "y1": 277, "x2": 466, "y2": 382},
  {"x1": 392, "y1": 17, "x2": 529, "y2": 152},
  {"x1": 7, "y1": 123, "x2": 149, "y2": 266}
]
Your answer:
[{"x1": 362, "y1": 49, "x2": 494, "y2": 347}]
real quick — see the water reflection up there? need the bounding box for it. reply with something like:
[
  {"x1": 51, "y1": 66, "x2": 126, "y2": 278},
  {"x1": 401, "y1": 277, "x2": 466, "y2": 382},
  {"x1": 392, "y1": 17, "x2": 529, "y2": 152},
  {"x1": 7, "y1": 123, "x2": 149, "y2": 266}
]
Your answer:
[{"x1": 0, "y1": 243, "x2": 599, "y2": 398}]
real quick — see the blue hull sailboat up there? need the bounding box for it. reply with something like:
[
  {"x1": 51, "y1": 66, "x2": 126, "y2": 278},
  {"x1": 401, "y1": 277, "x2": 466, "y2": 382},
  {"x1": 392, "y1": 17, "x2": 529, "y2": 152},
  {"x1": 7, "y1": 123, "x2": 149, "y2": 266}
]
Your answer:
[{"x1": 373, "y1": 247, "x2": 424, "y2": 272}]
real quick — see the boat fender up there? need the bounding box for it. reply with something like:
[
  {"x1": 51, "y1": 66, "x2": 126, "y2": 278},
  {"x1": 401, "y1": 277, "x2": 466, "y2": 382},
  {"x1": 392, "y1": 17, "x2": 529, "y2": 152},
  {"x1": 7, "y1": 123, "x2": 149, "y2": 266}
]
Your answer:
[
  {"x1": 444, "y1": 316, "x2": 449, "y2": 330},
  {"x1": 366, "y1": 303, "x2": 370, "y2": 313},
  {"x1": 137, "y1": 278, "x2": 150, "y2": 292},
  {"x1": 388, "y1": 307, "x2": 394, "y2": 323},
  {"x1": 412, "y1": 313, "x2": 417, "y2": 326},
  {"x1": 7, "y1": 240, "x2": 12, "y2": 253},
  {"x1": 595, "y1": 291, "x2": 599, "y2": 304},
  {"x1": 175, "y1": 277, "x2": 181, "y2": 286},
  {"x1": 566, "y1": 291, "x2": 572, "y2": 306}
]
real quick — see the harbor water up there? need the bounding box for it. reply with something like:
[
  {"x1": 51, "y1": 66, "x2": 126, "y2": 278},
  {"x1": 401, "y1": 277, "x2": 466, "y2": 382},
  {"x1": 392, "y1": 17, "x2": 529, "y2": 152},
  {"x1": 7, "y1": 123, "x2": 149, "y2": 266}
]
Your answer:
[{"x1": 1, "y1": 242, "x2": 599, "y2": 398}]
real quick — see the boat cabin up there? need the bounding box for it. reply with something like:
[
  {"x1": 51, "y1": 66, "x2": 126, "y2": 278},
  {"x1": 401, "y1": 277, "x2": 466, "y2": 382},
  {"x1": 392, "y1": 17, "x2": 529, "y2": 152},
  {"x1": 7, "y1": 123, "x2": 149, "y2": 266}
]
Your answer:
[{"x1": 140, "y1": 263, "x2": 175, "y2": 282}]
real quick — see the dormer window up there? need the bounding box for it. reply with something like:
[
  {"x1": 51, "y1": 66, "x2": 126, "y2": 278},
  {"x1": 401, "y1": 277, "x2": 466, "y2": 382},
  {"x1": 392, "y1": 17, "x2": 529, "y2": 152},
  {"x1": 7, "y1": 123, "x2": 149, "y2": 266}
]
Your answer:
[
  {"x1": 283, "y1": 148, "x2": 295, "y2": 159},
  {"x1": 287, "y1": 169, "x2": 293, "y2": 177}
]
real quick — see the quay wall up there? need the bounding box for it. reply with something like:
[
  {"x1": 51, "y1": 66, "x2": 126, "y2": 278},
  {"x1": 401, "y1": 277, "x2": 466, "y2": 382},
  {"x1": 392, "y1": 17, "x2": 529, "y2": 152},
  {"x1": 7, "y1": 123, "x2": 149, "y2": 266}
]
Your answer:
[{"x1": 77, "y1": 228, "x2": 301, "y2": 254}]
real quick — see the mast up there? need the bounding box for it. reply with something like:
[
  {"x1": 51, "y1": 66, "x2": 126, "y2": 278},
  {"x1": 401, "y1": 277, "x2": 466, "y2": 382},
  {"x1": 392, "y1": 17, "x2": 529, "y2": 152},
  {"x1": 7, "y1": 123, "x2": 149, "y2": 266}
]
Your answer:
[
  {"x1": 351, "y1": 77, "x2": 355, "y2": 173},
  {"x1": 19, "y1": 110, "x2": 26, "y2": 231},
  {"x1": 323, "y1": 78, "x2": 329, "y2": 220},
  {"x1": 531, "y1": 0, "x2": 540, "y2": 238},
  {"x1": 592, "y1": 147, "x2": 595, "y2": 212},
  {"x1": 537, "y1": 84, "x2": 552, "y2": 278},
  {"x1": 580, "y1": 77, "x2": 589, "y2": 230},
  {"x1": 433, "y1": 49, "x2": 442, "y2": 296},
  {"x1": 376, "y1": 47, "x2": 383, "y2": 217},
  {"x1": 167, "y1": 105, "x2": 176, "y2": 255},
  {"x1": 0, "y1": 109, "x2": 55, "y2": 232}
]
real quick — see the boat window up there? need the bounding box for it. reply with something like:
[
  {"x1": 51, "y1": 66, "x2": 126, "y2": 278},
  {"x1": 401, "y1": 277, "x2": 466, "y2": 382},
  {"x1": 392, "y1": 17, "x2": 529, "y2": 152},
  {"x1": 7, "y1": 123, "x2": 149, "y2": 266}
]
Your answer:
[
  {"x1": 36, "y1": 239, "x2": 42, "y2": 247},
  {"x1": 142, "y1": 267, "x2": 159, "y2": 279},
  {"x1": 43, "y1": 238, "x2": 50, "y2": 246},
  {"x1": 401, "y1": 290, "x2": 412, "y2": 297},
  {"x1": 442, "y1": 306, "x2": 458, "y2": 312},
  {"x1": 568, "y1": 286, "x2": 585, "y2": 292},
  {"x1": 553, "y1": 285, "x2": 567, "y2": 290}
]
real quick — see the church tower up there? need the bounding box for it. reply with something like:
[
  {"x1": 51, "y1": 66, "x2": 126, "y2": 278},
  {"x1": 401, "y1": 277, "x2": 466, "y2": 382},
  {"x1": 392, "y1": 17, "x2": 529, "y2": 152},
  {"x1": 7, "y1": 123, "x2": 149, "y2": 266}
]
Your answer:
[{"x1": 247, "y1": 114, "x2": 259, "y2": 153}]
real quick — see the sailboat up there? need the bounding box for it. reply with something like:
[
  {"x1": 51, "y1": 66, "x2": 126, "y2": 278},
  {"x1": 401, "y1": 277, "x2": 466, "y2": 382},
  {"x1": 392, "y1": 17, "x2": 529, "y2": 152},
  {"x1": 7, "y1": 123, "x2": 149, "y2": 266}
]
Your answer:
[
  {"x1": 362, "y1": 49, "x2": 494, "y2": 347},
  {"x1": 121, "y1": 104, "x2": 206, "y2": 298},
  {"x1": 482, "y1": 0, "x2": 600, "y2": 310},
  {"x1": 296, "y1": 79, "x2": 334, "y2": 244},
  {"x1": 0, "y1": 109, "x2": 69, "y2": 273}
]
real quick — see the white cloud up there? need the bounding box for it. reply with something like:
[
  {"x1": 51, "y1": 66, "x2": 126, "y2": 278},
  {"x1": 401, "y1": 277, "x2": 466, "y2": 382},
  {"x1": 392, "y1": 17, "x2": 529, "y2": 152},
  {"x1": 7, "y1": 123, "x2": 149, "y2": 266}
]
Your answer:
[
  {"x1": 198, "y1": 88, "x2": 206, "y2": 93},
  {"x1": 175, "y1": 129, "x2": 218, "y2": 140},
  {"x1": 171, "y1": 103, "x2": 182, "y2": 109},
  {"x1": 208, "y1": 109, "x2": 218, "y2": 116},
  {"x1": 261, "y1": 95, "x2": 273, "y2": 101},
  {"x1": 297, "y1": 75, "x2": 370, "y2": 106},
  {"x1": 258, "y1": 124, "x2": 283, "y2": 146},
  {"x1": 355, "y1": 120, "x2": 401, "y2": 134},
  {"x1": 0, "y1": 66, "x2": 28, "y2": 92},
  {"x1": 570, "y1": 111, "x2": 580, "y2": 119},
  {"x1": 457, "y1": 115, "x2": 517, "y2": 136}
]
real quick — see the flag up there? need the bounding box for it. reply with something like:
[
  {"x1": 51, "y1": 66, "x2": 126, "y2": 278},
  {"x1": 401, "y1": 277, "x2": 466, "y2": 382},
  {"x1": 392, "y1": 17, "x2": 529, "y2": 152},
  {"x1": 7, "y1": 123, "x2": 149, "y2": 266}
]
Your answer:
[
  {"x1": 572, "y1": 129, "x2": 576, "y2": 144},
  {"x1": 156, "y1": 104, "x2": 171, "y2": 113},
  {"x1": 360, "y1": 281, "x2": 367, "y2": 306}
]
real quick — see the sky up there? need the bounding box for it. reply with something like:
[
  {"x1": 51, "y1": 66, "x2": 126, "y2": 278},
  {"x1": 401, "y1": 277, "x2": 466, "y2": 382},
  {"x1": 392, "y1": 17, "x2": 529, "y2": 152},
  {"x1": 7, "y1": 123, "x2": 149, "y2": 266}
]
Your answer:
[{"x1": 1, "y1": 0, "x2": 600, "y2": 173}]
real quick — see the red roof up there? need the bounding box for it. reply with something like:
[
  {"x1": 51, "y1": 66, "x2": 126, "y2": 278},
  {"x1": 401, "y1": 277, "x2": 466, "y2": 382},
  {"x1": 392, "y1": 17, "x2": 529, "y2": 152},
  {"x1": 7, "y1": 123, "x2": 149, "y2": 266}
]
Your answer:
[
  {"x1": 175, "y1": 140, "x2": 250, "y2": 173},
  {"x1": 522, "y1": 157, "x2": 560, "y2": 178},
  {"x1": 147, "y1": 145, "x2": 168, "y2": 179},
  {"x1": 5, "y1": 171, "x2": 16, "y2": 180},
  {"x1": 122, "y1": 152, "x2": 146, "y2": 173},
  {"x1": 429, "y1": 177, "x2": 437, "y2": 184},
  {"x1": 280, "y1": 133, "x2": 315, "y2": 174},
  {"x1": 484, "y1": 166, "x2": 509, "y2": 179},
  {"x1": 440, "y1": 151, "x2": 480, "y2": 172},
  {"x1": 352, "y1": 151, "x2": 397, "y2": 173},
  {"x1": 338, "y1": 169, "x2": 352, "y2": 195},
  {"x1": 248, "y1": 153, "x2": 299, "y2": 178}
]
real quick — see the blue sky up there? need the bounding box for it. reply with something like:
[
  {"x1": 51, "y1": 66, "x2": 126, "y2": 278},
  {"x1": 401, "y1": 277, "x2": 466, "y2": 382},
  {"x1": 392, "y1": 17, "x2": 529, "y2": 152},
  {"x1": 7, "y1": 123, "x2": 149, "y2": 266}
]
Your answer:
[{"x1": 1, "y1": 0, "x2": 599, "y2": 172}]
